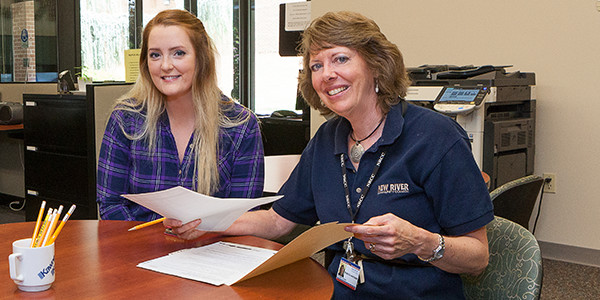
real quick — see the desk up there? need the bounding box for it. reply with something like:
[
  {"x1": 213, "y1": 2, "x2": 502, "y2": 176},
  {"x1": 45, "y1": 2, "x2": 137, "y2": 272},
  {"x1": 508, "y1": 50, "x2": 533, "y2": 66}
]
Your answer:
[
  {"x1": 0, "y1": 124, "x2": 23, "y2": 133},
  {"x1": 1, "y1": 220, "x2": 333, "y2": 299}
]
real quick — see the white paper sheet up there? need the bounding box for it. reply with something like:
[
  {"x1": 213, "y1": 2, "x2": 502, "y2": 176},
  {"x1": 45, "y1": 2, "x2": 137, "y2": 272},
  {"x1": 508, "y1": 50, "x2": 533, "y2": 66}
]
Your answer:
[
  {"x1": 136, "y1": 222, "x2": 354, "y2": 286},
  {"x1": 138, "y1": 242, "x2": 277, "y2": 286},
  {"x1": 122, "y1": 186, "x2": 281, "y2": 231}
]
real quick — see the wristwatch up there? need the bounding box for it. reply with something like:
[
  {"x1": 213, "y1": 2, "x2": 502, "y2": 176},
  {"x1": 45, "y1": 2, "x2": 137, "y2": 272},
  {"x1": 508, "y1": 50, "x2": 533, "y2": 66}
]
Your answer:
[{"x1": 418, "y1": 233, "x2": 445, "y2": 263}]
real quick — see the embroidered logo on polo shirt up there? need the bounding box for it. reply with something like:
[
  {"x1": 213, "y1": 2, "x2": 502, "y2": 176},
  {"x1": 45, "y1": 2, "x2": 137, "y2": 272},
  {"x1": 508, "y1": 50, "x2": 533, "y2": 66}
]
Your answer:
[{"x1": 377, "y1": 183, "x2": 409, "y2": 194}]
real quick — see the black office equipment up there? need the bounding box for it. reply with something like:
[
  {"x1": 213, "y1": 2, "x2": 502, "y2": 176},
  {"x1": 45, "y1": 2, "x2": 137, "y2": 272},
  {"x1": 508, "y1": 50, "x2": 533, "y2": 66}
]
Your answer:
[
  {"x1": 279, "y1": 3, "x2": 309, "y2": 57},
  {"x1": 295, "y1": 86, "x2": 311, "y2": 121},
  {"x1": 260, "y1": 117, "x2": 309, "y2": 156},
  {"x1": 271, "y1": 110, "x2": 299, "y2": 118},
  {"x1": 57, "y1": 70, "x2": 75, "y2": 93},
  {"x1": 0, "y1": 102, "x2": 23, "y2": 125},
  {"x1": 23, "y1": 94, "x2": 97, "y2": 220}
]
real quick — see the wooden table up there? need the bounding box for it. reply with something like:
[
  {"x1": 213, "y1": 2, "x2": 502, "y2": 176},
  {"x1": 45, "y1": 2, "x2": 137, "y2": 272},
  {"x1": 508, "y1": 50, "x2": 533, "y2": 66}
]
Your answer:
[
  {"x1": 1, "y1": 220, "x2": 333, "y2": 299},
  {"x1": 0, "y1": 124, "x2": 23, "y2": 133}
]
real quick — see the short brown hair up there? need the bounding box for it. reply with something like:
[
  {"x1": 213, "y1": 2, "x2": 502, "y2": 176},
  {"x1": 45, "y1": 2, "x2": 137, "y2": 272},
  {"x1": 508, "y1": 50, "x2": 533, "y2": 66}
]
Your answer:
[{"x1": 298, "y1": 11, "x2": 411, "y2": 116}]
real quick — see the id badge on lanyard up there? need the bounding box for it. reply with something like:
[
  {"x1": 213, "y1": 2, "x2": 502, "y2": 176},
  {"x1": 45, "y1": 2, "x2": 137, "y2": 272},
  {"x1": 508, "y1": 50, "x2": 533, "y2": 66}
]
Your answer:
[
  {"x1": 336, "y1": 151, "x2": 385, "y2": 290},
  {"x1": 336, "y1": 257, "x2": 364, "y2": 290}
]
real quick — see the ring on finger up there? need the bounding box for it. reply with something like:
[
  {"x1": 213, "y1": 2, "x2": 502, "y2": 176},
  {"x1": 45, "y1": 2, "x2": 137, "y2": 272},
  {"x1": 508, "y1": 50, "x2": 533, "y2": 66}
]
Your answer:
[{"x1": 369, "y1": 243, "x2": 376, "y2": 251}]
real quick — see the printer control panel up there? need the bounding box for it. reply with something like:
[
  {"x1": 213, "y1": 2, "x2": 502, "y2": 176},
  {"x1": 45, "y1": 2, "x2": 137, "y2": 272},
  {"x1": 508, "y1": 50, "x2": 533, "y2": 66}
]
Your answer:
[{"x1": 433, "y1": 86, "x2": 489, "y2": 115}]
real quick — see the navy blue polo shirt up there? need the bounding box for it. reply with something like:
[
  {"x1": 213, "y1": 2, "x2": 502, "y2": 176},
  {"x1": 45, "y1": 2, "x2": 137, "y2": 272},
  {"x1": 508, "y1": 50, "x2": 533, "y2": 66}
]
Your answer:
[{"x1": 273, "y1": 102, "x2": 494, "y2": 299}]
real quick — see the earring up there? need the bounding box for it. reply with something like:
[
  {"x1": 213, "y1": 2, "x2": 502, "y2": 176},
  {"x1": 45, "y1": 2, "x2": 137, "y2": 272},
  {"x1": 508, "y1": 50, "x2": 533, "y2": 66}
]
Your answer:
[{"x1": 375, "y1": 81, "x2": 379, "y2": 94}]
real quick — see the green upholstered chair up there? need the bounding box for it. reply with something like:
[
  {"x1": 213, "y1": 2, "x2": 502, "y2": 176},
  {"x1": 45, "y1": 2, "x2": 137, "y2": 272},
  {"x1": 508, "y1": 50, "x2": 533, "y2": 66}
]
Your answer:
[
  {"x1": 489, "y1": 175, "x2": 544, "y2": 230},
  {"x1": 461, "y1": 216, "x2": 543, "y2": 300}
]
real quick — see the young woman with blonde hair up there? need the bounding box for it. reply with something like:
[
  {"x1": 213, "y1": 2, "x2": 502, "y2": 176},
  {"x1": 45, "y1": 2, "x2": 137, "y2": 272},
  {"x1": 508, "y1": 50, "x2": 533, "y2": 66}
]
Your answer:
[{"x1": 97, "y1": 9, "x2": 264, "y2": 221}]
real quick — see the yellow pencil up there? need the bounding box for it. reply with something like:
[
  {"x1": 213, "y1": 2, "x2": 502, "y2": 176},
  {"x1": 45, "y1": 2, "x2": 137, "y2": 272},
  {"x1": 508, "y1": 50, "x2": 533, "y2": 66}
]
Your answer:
[
  {"x1": 30, "y1": 201, "x2": 46, "y2": 247},
  {"x1": 43, "y1": 205, "x2": 63, "y2": 246},
  {"x1": 47, "y1": 204, "x2": 76, "y2": 245},
  {"x1": 41, "y1": 209, "x2": 59, "y2": 246},
  {"x1": 34, "y1": 208, "x2": 53, "y2": 247},
  {"x1": 128, "y1": 217, "x2": 166, "y2": 231}
]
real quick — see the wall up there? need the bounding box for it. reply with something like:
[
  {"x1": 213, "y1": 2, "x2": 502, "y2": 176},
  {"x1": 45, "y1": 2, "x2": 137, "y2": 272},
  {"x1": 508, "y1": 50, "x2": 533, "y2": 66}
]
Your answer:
[{"x1": 311, "y1": 0, "x2": 600, "y2": 263}]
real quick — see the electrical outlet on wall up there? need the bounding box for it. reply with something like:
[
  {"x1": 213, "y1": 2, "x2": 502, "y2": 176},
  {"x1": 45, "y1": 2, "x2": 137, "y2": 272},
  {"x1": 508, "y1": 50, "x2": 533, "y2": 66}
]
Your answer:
[{"x1": 543, "y1": 173, "x2": 557, "y2": 193}]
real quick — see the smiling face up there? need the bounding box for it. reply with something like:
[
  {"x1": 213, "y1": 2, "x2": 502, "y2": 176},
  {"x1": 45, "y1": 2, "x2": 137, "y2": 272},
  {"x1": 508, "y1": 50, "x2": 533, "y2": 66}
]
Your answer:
[
  {"x1": 147, "y1": 25, "x2": 196, "y2": 102},
  {"x1": 309, "y1": 46, "x2": 377, "y2": 120}
]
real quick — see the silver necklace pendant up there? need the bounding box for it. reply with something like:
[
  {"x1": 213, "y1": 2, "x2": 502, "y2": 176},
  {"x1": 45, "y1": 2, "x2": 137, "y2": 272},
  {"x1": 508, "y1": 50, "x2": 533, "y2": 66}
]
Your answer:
[
  {"x1": 350, "y1": 142, "x2": 365, "y2": 163},
  {"x1": 349, "y1": 116, "x2": 385, "y2": 164}
]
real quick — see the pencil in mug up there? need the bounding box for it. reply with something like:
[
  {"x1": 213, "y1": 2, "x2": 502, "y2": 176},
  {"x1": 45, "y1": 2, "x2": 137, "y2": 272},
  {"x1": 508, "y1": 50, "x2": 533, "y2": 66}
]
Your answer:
[
  {"x1": 40, "y1": 209, "x2": 58, "y2": 247},
  {"x1": 42, "y1": 205, "x2": 63, "y2": 246},
  {"x1": 33, "y1": 208, "x2": 53, "y2": 247},
  {"x1": 47, "y1": 204, "x2": 76, "y2": 245},
  {"x1": 30, "y1": 200, "x2": 47, "y2": 247},
  {"x1": 128, "y1": 217, "x2": 166, "y2": 231}
]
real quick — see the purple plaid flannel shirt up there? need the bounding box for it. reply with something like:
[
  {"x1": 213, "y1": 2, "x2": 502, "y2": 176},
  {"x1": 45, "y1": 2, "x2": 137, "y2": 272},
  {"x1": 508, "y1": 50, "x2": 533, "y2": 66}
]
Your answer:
[{"x1": 96, "y1": 99, "x2": 264, "y2": 221}]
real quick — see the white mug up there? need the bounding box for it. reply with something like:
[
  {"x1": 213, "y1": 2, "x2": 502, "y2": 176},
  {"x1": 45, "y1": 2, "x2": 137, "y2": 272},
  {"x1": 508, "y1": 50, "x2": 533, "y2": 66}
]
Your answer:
[{"x1": 8, "y1": 238, "x2": 55, "y2": 292}]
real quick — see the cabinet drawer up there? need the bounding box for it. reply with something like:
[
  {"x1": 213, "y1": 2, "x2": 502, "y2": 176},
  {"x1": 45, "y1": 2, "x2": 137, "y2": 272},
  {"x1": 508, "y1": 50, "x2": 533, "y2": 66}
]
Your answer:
[
  {"x1": 23, "y1": 96, "x2": 87, "y2": 154},
  {"x1": 24, "y1": 151, "x2": 91, "y2": 204},
  {"x1": 25, "y1": 195, "x2": 97, "y2": 221}
]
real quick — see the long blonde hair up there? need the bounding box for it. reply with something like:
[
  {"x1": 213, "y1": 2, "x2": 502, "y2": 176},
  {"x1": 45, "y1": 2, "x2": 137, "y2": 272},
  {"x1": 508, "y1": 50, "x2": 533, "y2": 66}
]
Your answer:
[{"x1": 114, "y1": 9, "x2": 249, "y2": 195}]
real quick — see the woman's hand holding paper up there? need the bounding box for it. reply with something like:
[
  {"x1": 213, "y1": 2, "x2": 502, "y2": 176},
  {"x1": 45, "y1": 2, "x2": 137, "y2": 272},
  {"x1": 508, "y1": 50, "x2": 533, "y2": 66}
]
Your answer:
[{"x1": 164, "y1": 218, "x2": 206, "y2": 240}]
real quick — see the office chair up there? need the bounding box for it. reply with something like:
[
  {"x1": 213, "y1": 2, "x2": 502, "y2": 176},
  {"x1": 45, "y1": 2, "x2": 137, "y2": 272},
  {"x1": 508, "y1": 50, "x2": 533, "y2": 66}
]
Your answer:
[
  {"x1": 461, "y1": 216, "x2": 543, "y2": 300},
  {"x1": 489, "y1": 174, "x2": 544, "y2": 230}
]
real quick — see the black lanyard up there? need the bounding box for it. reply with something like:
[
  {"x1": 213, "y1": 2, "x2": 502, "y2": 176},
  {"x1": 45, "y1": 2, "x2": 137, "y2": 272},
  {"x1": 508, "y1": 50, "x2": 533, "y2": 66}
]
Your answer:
[{"x1": 340, "y1": 151, "x2": 386, "y2": 222}]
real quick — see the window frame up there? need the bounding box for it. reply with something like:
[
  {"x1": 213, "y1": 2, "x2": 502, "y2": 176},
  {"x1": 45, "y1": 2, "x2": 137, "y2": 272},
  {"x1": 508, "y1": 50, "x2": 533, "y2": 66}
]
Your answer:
[{"x1": 65, "y1": 0, "x2": 254, "y2": 108}]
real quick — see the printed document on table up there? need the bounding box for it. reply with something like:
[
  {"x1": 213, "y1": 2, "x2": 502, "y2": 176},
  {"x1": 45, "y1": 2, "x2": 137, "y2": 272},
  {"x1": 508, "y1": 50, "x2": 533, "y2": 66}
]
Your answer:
[
  {"x1": 137, "y1": 222, "x2": 353, "y2": 285},
  {"x1": 138, "y1": 242, "x2": 277, "y2": 286},
  {"x1": 122, "y1": 186, "x2": 281, "y2": 231}
]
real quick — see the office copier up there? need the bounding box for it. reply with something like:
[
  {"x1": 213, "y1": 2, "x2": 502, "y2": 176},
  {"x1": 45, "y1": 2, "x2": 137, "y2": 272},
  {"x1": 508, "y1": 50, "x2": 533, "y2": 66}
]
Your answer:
[{"x1": 406, "y1": 65, "x2": 536, "y2": 190}]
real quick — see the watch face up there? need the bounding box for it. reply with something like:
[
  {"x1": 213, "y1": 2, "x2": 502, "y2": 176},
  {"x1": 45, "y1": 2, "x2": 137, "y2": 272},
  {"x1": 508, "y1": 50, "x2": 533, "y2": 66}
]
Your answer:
[
  {"x1": 435, "y1": 247, "x2": 445, "y2": 259},
  {"x1": 433, "y1": 234, "x2": 445, "y2": 260},
  {"x1": 418, "y1": 234, "x2": 445, "y2": 262}
]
